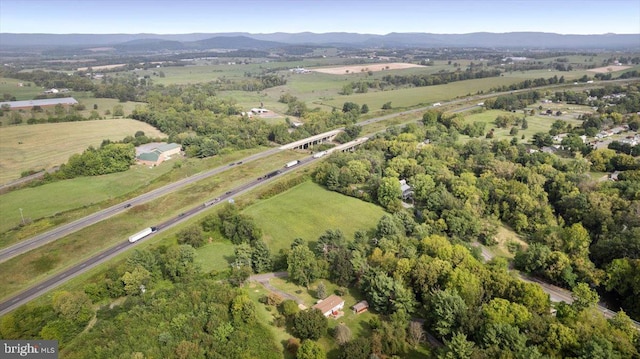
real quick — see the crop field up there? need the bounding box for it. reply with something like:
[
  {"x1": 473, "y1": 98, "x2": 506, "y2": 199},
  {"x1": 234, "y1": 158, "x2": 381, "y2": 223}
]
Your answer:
[
  {"x1": 0, "y1": 119, "x2": 165, "y2": 183},
  {"x1": 588, "y1": 65, "x2": 633, "y2": 73},
  {"x1": 320, "y1": 76, "x2": 518, "y2": 110},
  {"x1": 243, "y1": 180, "x2": 386, "y2": 254},
  {"x1": 312, "y1": 62, "x2": 425, "y2": 75}
]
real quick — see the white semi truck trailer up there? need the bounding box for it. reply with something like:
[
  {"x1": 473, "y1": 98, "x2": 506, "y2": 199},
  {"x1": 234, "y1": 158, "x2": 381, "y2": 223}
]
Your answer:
[{"x1": 128, "y1": 227, "x2": 156, "y2": 243}]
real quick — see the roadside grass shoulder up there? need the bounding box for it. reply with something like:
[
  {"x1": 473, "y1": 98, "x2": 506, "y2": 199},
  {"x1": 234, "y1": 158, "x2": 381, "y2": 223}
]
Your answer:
[
  {"x1": 0, "y1": 163, "x2": 173, "y2": 236},
  {"x1": 0, "y1": 146, "x2": 272, "y2": 245},
  {"x1": 243, "y1": 180, "x2": 386, "y2": 254}
]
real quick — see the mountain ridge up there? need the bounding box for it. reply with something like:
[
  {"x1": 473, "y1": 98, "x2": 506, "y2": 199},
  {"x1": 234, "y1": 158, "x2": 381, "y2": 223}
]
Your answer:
[{"x1": 1, "y1": 31, "x2": 638, "y2": 49}]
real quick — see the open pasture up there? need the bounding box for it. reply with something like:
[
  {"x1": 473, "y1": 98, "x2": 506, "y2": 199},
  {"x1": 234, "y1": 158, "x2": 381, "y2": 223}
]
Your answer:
[
  {"x1": 0, "y1": 77, "x2": 46, "y2": 101},
  {"x1": 243, "y1": 180, "x2": 386, "y2": 254},
  {"x1": 0, "y1": 119, "x2": 165, "y2": 183}
]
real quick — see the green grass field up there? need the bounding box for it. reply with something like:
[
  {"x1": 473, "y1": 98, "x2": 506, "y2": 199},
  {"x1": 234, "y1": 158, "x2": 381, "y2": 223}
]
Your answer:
[
  {"x1": 244, "y1": 181, "x2": 386, "y2": 254},
  {"x1": 0, "y1": 78, "x2": 44, "y2": 101},
  {"x1": 0, "y1": 164, "x2": 174, "y2": 235},
  {"x1": 0, "y1": 119, "x2": 165, "y2": 183}
]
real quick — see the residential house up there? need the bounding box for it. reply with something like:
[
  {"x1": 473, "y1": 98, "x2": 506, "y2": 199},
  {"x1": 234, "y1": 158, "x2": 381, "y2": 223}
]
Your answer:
[{"x1": 312, "y1": 295, "x2": 344, "y2": 318}]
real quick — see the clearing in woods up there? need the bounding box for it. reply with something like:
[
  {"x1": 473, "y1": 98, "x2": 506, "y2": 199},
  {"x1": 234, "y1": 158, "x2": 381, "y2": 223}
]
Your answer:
[
  {"x1": 0, "y1": 119, "x2": 166, "y2": 183},
  {"x1": 243, "y1": 180, "x2": 386, "y2": 254}
]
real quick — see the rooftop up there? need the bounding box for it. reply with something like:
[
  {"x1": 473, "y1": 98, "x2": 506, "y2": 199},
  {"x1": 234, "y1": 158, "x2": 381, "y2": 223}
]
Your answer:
[
  {"x1": 312, "y1": 294, "x2": 344, "y2": 314},
  {"x1": 0, "y1": 97, "x2": 78, "y2": 109}
]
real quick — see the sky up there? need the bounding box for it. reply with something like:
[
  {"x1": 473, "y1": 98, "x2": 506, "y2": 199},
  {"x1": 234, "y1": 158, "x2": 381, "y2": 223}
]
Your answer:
[{"x1": 1, "y1": 0, "x2": 639, "y2": 35}]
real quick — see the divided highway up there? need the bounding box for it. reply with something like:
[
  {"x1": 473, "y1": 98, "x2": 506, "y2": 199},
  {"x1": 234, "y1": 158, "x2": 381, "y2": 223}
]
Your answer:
[
  {"x1": 0, "y1": 147, "x2": 282, "y2": 264},
  {"x1": 0, "y1": 149, "x2": 336, "y2": 316}
]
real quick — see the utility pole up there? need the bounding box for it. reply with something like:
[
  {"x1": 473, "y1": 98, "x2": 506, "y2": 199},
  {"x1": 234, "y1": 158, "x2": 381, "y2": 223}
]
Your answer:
[{"x1": 19, "y1": 208, "x2": 25, "y2": 225}]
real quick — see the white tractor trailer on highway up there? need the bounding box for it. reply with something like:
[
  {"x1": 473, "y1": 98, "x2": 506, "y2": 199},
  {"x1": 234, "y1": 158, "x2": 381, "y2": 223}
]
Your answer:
[
  {"x1": 285, "y1": 160, "x2": 300, "y2": 168},
  {"x1": 128, "y1": 227, "x2": 156, "y2": 243}
]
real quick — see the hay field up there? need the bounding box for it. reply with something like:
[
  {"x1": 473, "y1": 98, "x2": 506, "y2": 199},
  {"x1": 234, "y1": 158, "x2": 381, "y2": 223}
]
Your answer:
[
  {"x1": 587, "y1": 65, "x2": 633, "y2": 73},
  {"x1": 313, "y1": 62, "x2": 425, "y2": 75},
  {"x1": 0, "y1": 119, "x2": 165, "y2": 183}
]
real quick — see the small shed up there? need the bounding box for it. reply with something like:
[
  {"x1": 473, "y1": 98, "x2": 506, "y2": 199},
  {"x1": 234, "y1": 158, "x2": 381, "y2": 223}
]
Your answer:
[{"x1": 351, "y1": 300, "x2": 369, "y2": 314}]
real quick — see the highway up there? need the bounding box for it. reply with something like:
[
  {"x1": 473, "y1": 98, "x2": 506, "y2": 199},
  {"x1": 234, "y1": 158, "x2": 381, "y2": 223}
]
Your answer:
[
  {"x1": 0, "y1": 147, "x2": 282, "y2": 264},
  {"x1": 0, "y1": 97, "x2": 430, "y2": 264},
  {"x1": 0, "y1": 146, "x2": 343, "y2": 316}
]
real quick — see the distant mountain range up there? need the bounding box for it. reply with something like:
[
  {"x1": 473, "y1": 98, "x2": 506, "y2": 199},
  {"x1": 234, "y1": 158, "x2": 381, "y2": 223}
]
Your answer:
[{"x1": 1, "y1": 32, "x2": 639, "y2": 50}]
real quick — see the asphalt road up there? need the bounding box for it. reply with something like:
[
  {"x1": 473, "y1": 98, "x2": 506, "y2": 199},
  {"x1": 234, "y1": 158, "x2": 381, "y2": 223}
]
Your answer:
[
  {"x1": 0, "y1": 147, "x2": 334, "y2": 316},
  {"x1": 477, "y1": 242, "x2": 640, "y2": 330},
  {"x1": 0, "y1": 147, "x2": 282, "y2": 264}
]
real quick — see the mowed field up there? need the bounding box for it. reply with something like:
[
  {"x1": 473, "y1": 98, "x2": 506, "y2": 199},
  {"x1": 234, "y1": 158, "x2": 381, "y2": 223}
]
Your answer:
[
  {"x1": 243, "y1": 180, "x2": 386, "y2": 254},
  {"x1": 0, "y1": 119, "x2": 165, "y2": 183},
  {"x1": 312, "y1": 62, "x2": 426, "y2": 75}
]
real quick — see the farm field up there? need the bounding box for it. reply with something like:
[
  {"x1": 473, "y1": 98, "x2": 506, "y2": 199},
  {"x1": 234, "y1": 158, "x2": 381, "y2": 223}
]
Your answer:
[
  {"x1": 312, "y1": 62, "x2": 425, "y2": 74},
  {"x1": 0, "y1": 119, "x2": 165, "y2": 183},
  {"x1": 243, "y1": 180, "x2": 387, "y2": 254},
  {"x1": 320, "y1": 76, "x2": 520, "y2": 110}
]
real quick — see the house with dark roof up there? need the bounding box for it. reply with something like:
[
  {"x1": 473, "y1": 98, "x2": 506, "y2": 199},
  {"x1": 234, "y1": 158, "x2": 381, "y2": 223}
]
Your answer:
[{"x1": 351, "y1": 300, "x2": 369, "y2": 314}]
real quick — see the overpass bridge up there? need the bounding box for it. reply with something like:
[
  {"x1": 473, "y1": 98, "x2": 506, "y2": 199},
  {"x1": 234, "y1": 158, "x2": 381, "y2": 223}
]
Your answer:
[
  {"x1": 329, "y1": 137, "x2": 369, "y2": 153},
  {"x1": 279, "y1": 129, "x2": 342, "y2": 150}
]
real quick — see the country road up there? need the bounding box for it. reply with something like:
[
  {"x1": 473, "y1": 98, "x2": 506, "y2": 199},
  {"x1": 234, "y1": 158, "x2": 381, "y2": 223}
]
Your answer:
[{"x1": 474, "y1": 242, "x2": 640, "y2": 329}]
